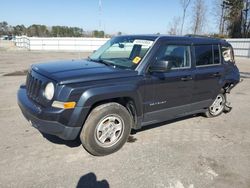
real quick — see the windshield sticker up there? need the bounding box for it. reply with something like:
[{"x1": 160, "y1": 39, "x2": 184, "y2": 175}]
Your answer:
[
  {"x1": 133, "y1": 40, "x2": 153, "y2": 47},
  {"x1": 132, "y1": 56, "x2": 141, "y2": 64}
]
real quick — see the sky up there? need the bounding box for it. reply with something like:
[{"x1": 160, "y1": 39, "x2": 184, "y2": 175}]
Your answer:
[{"x1": 0, "y1": 0, "x2": 218, "y2": 34}]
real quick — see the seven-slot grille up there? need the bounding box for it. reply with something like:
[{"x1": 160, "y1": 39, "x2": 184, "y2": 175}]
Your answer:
[{"x1": 26, "y1": 72, "x2": 43, "y2": 101}]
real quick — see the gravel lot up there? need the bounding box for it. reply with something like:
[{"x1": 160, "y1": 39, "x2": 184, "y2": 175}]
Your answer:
[{"x1": 0, "y1": 50, "x2": 250, "y2": 188}]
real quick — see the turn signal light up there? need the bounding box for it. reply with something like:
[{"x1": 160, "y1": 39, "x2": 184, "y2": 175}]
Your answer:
[{"x1": 52, "y1": 101, "x2": 76, "y2": 109}]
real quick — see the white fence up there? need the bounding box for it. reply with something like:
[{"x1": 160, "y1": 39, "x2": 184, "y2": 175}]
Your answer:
[
  {"x1": 226, "y1": 38, "x2": 250, "y2": 58},
  {"x1": 15, "y1": 36, "x2": 109, "y2": 52},
  {"x1": 15, "y1": 36, "x2": 250, "y2": 58}
]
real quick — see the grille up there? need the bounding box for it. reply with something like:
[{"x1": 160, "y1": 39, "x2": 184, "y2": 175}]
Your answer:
[{"x1": 26, "y1": 72, "x2": 43, "y2": 101}]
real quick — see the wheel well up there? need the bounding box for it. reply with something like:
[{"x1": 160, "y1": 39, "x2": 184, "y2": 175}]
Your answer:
[
  {"x1": 88, "y1": 97, "x2": 138, "y2": 128},
  {"x1": 222, "y1": 83, "x2": 234, "y2": 93}
]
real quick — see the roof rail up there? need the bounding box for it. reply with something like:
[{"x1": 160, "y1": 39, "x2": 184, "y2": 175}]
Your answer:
[
  {"x1": 185, "y1": 34, "x2": 224, "y2": 41},
  {"x1": 185, "y1": 34, "x2": 212, "y2": 38}
]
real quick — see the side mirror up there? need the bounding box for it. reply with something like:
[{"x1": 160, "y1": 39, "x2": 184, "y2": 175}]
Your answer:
[{"x1": 149, "y1": 60, "x2": 172, "y2": 72}]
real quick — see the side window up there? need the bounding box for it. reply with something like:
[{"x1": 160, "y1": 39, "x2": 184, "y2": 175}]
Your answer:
[
  {"x1": 195, "y1": 45, "x2": 213, "y2": 66},
  {"x1": 154, "y1": 45, "x2": 191, "y2": 70},
  {"x1": 222, "y1": 45, "x2": 234, "y2": 62},
  {"x1": 213, "y1": 45, "x2": 220, "y2": 64}
]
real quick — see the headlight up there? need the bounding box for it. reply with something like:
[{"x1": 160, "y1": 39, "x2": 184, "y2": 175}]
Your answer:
[{"x1": 44, "y1": 82, "x2": 54, "y2": 100}]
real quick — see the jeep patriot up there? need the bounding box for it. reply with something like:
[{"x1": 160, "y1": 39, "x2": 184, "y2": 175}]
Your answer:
[{"x1": 18, "y1": 35, "x2": 240, "y2": 155}]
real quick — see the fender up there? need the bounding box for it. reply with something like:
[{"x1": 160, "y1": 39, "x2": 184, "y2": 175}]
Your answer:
[
  {"x1": 219, "y1": 64, "x2": 240, "y2": 93},
  {"x1": 77, "y1": 83, "x2": 144, "y2": 117},
  {"x1": 77, "y1": 84, "x2": 142, "y2": 116}
]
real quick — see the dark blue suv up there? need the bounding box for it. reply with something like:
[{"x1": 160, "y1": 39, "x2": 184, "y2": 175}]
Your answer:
[{"x1": 18, "y1": 35, "x2": 240, "y2": 155}]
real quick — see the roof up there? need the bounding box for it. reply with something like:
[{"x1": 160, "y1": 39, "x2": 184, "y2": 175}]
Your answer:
[{"x1": 118, "y1": 34, "x2": 227, "y2": 45}]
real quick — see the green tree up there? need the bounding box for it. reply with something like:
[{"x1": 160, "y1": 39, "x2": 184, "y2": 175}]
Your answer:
[
  {"x1": 51, "y1": 26, "x2": 60, "y2": 37},
  {"x1": 93, "y1": 30, "x2": 105, "y2": 38},
  {"x1": 13, "y1": 25, "x2": 26, "y2": 36},
  {"x1": 27, "y1": 24, "x2": 49, "y2": 37},
  {"x1": 99, "y1": 30, "x2": 105, "y2": 38},
  {"x1": 93, "y1": 30, "x2": 99, "y2": 37},
  {"x1": 51, "y1": 26, "x2": 84, "y2": 37},
  {"x1": 0, "y1": 21, "x2": 9, "y2": 35},
  {"x1": 224, "y1": 0, "x2": 244, "y2": 38}
]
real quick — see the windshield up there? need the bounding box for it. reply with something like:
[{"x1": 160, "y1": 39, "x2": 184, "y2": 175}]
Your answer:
[{"x1": 89, "y1": 36, "x2": 155, "y2": 70}]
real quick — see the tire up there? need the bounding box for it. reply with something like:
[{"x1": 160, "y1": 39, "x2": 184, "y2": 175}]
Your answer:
[
  {"x1": 205, "y1": 91, "x2": 226, "y2": 118},
  {"x1": 80, "y1": 102, "x2": 132, "y2": 156}
]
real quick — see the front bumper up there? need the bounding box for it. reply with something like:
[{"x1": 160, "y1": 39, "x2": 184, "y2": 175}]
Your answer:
[{"x1": 17, "y1": 86, "x2": 81, "y2": 140}]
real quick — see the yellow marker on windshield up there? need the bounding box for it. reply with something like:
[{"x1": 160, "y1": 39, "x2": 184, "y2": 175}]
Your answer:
[{"x1": 132, "y1": 56, "x2": 141, "y2": 64}]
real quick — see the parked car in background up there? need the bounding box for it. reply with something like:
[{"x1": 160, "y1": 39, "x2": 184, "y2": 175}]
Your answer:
[
  {"x1": 18, "y1": 35, "x2": 240, "y2": 156},
  {"x1": 0, "y1": 35, "x2": 14, "y2": 40}
]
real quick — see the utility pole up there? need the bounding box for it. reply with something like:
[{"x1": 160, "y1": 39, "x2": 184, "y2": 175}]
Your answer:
[
  {"x1": 98, "y1": 0, "x2": 102, "y2": 31},
  {"x1": 180, "y1": 0, "x2": 191, "y2": 35}
]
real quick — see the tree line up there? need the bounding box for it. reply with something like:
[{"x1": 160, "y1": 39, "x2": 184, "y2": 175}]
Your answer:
[
  {"x1": 168, "y1": 0, "x2": 250, "y2": 38},
  {"x1": 0, "y1": 21, "x2": 107, "y2": 38},
  {"x1": 1, "y1": 0, "x2": 249, "y2": 39}
]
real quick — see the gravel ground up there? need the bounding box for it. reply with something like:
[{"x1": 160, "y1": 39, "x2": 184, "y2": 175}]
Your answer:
[{"x1": 0, "y1": 51, "x2": 250, "y2": 188}]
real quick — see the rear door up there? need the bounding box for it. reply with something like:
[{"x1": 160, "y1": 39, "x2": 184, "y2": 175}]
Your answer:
[{"x1": 192, "y1": 44, "x2": 225, "y2": 109}]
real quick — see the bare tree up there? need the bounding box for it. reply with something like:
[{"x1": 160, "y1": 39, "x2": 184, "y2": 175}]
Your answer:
[
  {"x1": 180, "y1": 0, "x2": 191, "y2": 35},
  {"x1": 211, "y1": 0, "x2": 223, "y2": 33},
  {"x1": 191, "y1": 0, "x2": 207, "y2": 34},
  {"x1": 167, "y1": 17, "x2": 181, "y2": 35}
]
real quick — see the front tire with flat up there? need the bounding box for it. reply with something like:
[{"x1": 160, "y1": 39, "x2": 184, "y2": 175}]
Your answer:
[{"x1": 80, "y1": 102, "x2": 132, "y2": 156}]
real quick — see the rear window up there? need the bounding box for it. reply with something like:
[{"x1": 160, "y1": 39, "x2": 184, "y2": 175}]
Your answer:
[
  {"x1": 195, "y1": 45, "x2": 213, "y2": 66},
  {"x1": 195, "y1": 45, "x2": 221, "y2": 66},
  {"x1": 222, "y1": 45, "x2": 234, "y2": 62}
]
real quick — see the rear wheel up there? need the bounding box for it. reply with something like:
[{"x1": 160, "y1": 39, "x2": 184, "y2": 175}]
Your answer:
[
  {"x1": 205, "y1": 93, "x2": 226, "y2": 118},
  {"x1": 80, "y1": 102, "x2": 132, "y2": 156}
]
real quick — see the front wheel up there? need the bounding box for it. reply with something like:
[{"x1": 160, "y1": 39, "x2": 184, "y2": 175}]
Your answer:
[
  {"x1": 205, "y1": 93, "x2": 226, "y2": 118},
  {"x1": 80, "y1": 102, "x2": 132, "y2": 156}
]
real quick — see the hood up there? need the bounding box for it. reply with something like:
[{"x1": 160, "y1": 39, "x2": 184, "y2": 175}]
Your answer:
[{"x1": 32, "y1": 59, "x2": 138, "y2": 84}]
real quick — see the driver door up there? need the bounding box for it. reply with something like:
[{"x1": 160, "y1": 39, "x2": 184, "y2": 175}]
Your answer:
[{"x1": 142, "y1": 43, "x2": 194, "y2": 125}]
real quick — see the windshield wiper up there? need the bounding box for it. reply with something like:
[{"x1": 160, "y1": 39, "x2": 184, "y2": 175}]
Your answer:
[
  {"x1": 88, "y1": 57, "x2": 115, "y2": 67},
  {"x1": 87, "y1": 57, "x2": 97, "y2": 62},
  {"x1": 98, "y1": 59, "x2": 116, "y2": 67}
]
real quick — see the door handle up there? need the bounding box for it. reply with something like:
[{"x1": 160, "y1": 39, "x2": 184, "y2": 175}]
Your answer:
[
  {"x1": 211, "y1": 72, "x2": 221, "y2": 77},
  {"x1": 181, "y1": 76, "x2": 193, "y2": 81}
]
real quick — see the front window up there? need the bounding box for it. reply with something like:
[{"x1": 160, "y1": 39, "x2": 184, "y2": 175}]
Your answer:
[
  {"x1": 89, "y1": 36, "x2": 155, "y2": 70},
  {"x1": 153, "y1": 44, "x2": 191, "y2": 70}
]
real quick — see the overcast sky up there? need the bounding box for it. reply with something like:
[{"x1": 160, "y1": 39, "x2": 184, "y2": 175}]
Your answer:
[{"x1": 1, "y1": 0, "x2": 218, "y2": 34}]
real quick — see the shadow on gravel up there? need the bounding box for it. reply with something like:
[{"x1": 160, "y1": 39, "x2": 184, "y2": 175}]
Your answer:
[
  {"x1": 42, "y1": 132, "x2": 139, "y2": 146},
  {"x1": 3, "y1": 70, "x2": 28, "y2": 76},
  {"x1": 133, "y1": 114, "x2": 199, "y2": 134},
  {"x1": 42, "y1": 133, "x2": 81, "y2": 148},
  {"x1": 76, "y1": 173, "x2": 109, "y2": 188},
  {"x1": 127, "y1": 135, "x2": 138, "y2": 143},
  {"x1": 40, "y1": 114, "x2": 201, "y2": 147},
  {"x1": 240, "y1": 72, "x2": 250, "y2": 79}
]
